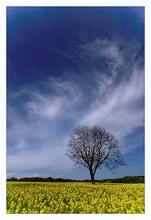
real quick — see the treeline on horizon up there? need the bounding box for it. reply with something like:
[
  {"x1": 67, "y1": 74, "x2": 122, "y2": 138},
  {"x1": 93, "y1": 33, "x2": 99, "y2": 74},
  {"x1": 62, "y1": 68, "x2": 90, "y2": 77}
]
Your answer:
[{"x1": 7, "y1": 176, "x2": 144, "y2": 183}]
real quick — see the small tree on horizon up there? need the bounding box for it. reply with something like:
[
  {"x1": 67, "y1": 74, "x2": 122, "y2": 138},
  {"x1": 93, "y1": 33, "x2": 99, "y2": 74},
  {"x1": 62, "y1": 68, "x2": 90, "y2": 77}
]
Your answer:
[{"x1": 66, "y1": 125, "x2": 126, "y2": 184}]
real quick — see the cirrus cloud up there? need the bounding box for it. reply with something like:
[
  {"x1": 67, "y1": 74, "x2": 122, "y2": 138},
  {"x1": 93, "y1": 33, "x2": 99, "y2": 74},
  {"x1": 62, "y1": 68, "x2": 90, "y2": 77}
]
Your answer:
[{"x1": 7, "y1": 36, "x2": 144, "y2": 177}]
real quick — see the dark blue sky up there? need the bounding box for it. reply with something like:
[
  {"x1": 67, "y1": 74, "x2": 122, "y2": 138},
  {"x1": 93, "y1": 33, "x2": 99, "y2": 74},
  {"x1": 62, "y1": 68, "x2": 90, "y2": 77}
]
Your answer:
[{"x1": 7, "y1": 7, "x2": 144, "y2": 180}]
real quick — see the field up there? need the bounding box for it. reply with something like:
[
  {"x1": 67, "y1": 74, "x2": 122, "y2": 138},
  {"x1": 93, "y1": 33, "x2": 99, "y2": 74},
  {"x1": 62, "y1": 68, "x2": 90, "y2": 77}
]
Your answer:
[{"x1": 6, "y1": 182, "x2": 145, "y2": 214}]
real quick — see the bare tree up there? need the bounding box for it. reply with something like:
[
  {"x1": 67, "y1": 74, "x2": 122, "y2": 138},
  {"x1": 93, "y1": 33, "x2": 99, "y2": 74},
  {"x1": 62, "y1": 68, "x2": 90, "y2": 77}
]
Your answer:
[{"x1": 66, "y1": 125, "x2": 126, "y2": 184}]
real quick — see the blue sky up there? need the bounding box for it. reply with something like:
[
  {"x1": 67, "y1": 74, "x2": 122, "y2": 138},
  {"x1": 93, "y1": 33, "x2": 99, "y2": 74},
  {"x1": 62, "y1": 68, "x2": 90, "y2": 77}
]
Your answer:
[{"x1": 7, "y1": 6, "x2": 144, "y2": 180}]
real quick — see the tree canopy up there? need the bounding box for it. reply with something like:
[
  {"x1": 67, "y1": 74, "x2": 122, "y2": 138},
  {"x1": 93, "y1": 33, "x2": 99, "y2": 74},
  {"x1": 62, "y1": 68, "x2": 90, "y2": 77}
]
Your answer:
[{"x1": 66, "y1": 125, "x2": 126, "y2": 184}]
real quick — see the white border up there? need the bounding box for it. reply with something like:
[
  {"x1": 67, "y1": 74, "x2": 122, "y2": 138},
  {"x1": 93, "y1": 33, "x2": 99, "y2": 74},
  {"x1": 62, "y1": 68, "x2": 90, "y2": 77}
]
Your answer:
[
  {"x1": 1, "y1": 0, "x2": 151, "y2": 219},
  {"x1": 0, "y1": 0, "x2": 148, "y2": 6}
]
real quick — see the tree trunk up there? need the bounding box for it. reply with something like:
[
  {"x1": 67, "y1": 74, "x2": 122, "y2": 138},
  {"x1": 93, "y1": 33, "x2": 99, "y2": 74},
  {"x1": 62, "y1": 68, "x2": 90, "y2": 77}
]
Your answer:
[{"x1": 90, "y1": 171, "x2": 95, "y2": 184}]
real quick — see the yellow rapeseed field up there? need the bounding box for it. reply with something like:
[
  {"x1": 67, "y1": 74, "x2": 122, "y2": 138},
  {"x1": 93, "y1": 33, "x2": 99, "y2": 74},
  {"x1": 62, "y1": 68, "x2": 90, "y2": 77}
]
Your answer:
[{"x1": 6, "y1": 182, "x2": 145, "y2": 214}]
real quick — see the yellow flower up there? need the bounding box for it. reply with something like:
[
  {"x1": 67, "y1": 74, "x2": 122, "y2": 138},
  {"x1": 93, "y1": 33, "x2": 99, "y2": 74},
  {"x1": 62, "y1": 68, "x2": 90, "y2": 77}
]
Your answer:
[
  {"x1": 40, "y1": 209, "x2": 45, "y2": 214},
  {"x1": 6, "y1": 182, "x2": 145, "y2": 214}
]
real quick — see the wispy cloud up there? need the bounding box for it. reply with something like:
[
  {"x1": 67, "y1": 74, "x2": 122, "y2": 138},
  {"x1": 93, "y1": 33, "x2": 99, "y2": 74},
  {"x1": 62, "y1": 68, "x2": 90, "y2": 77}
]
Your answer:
[
  {"x1": 7, "y1": 37, "x2": 144, "y2": 177},
  {"x1": 7, "y1": 139, "x2": 73, "y2": 172},
  {"x1": 7, "y1": 78, "x2": 82, "y2": 174},
  {"x1": 77, "y1": 38, "x2": 144, "y2": 152}
]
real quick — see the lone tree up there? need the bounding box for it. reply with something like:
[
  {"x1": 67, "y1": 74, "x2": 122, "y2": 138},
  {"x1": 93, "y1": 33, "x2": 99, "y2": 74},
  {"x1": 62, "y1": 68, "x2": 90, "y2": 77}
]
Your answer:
[{"x1": 66, "y1": 125, "x2": 126, "y2": 184}]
